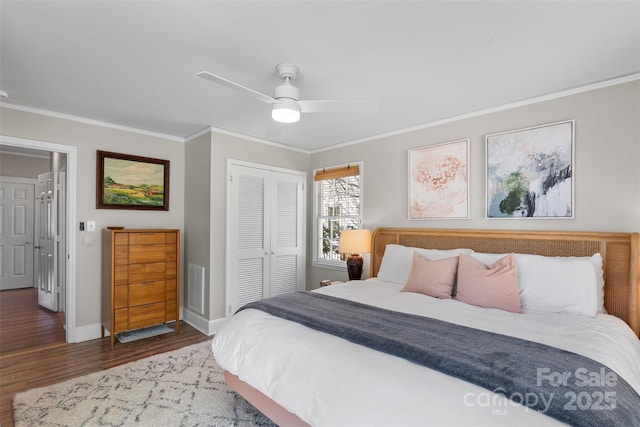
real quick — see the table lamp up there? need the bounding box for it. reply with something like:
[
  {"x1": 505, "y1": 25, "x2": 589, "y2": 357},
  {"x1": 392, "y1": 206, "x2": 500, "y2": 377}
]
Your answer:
[{"x1": 339, "y1": 229, "x2": 371, "y2": 280}]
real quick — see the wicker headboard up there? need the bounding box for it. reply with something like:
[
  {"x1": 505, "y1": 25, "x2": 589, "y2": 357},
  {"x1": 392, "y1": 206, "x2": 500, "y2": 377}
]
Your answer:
[{"x1": 370, "y1": 228, "x2": 640, "y2": 337}]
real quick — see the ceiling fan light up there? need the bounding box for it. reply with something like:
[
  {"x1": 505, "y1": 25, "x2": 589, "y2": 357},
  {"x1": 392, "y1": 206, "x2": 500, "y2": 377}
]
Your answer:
[{"x1": 272, "y1": 99, "x2": 300, "y2": 123}]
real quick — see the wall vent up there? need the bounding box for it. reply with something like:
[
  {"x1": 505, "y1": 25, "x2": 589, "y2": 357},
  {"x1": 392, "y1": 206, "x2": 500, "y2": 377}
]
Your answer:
[{"x1": 187, "y1": 263, "x2": 205, "y2": 315}]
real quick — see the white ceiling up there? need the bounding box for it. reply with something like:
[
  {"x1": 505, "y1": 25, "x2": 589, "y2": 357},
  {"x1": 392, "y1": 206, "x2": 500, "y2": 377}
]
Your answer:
[{"x1": 1, "y1": 1, "x2": 639, "y2": 152}]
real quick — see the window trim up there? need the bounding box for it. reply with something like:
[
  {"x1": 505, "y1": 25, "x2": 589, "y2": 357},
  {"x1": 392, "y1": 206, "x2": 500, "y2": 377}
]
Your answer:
[{"x1": 312, "y1": 161, "x2": 364, "y2": 269}]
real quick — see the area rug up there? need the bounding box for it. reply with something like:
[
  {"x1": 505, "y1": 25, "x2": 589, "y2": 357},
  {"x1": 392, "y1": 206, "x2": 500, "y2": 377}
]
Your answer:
[{"x1": 13, "y1": 341, "x2": 276, "y2": 426}]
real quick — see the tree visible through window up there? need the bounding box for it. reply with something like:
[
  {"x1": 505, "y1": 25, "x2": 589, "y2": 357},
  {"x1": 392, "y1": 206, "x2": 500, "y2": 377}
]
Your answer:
[{"x1": 316, "y1": 166, "x2": 361, "y2": 263}]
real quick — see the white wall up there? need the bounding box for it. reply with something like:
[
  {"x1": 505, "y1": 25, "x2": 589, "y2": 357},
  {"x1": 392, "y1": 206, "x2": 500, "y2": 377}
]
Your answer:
[
  {"x1": 209, "y1": 132, "x2": 309, "y2": 319},
  {"x1": 183, "y1": 132, "x2": 212, "y2": 326},
  {"x1": 0, "y1": 107, "x2": 185, "y2": 339},
  {"x1": 0, "y1": 152, "x2": 50, "y2": 177},
  {"x1": 2, "y1": 78, "x2": 637, "y2": 334},
  {"x1": 308, "y1": 80, "x2": 640, "y2": 287}
]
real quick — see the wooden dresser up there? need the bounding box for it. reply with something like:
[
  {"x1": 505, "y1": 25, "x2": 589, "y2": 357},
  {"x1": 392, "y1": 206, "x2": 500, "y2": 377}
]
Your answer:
[{"x1": 101, "y1": 228, "x2": 180, "y2": 349}]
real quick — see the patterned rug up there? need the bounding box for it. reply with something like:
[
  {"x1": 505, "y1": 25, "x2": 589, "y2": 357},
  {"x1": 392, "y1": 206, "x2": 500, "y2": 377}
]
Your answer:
[{"x1": 13, "y1": 341, "x2": 276, "y2": 426}]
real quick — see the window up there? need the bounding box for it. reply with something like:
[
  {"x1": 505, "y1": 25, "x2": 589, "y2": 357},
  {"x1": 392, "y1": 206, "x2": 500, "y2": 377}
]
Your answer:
[{"x1": 313, "y1": 163, "x2": 362, "y2": 266}]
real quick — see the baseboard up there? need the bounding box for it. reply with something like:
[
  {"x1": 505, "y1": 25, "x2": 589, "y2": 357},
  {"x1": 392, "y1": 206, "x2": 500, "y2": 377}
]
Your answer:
[
  {"x1": 183, "y1": 308, "x2": 227, "y2": 336},
  {"x1": 75, "y1": 323, "x2": 104, "y2": 343},
  {"x1": 74, "y1": 308, "x2": 187, "y2": 343}
]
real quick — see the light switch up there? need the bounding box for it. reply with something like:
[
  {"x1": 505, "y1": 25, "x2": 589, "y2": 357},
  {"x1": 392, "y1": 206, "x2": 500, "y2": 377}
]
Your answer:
[{"x1": 87, "y1": 220, "x2": 96, "y2": 232}]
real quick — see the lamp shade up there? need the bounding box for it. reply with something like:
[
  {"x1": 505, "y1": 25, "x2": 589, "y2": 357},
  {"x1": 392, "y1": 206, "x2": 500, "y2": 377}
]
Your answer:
[
  {"x1": 272, "y1": 99, "x2": 300, "y2": 123},
  {"x1": 339, "y1": 229, "x2": 371, "y2": 254}
]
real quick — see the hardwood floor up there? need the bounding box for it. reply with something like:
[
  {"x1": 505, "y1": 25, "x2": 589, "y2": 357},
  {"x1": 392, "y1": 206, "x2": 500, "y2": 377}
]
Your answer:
[
  {"x1": 0, "y1": 288, "x2": 66, "y2": 354},
  {"x1": 0, "y1": 288, "x2": 211, "y2": 426}
]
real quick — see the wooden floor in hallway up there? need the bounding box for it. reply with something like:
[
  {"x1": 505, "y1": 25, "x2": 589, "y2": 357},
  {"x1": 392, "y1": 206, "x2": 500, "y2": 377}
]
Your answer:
[
  {"x1": 0, "y1": 287, "x2": 211, "y2": 426},
  {"x1": 0, "y1": 288, "x2": 66, "y2": 354}
]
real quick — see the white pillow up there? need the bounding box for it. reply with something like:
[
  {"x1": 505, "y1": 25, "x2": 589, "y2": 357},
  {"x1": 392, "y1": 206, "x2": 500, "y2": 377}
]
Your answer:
[
  {"x1": 468, "y1": 252, "x2": 602, "y2": 317},
  {"x1": 575, "y1": 253, "x2": 605, "y2": 314},
  {"x1": 377, "y1": 244, "x2": 473, "y2": 285}
]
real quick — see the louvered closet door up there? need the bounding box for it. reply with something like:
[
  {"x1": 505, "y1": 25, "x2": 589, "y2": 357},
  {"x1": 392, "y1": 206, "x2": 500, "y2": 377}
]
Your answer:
[
  {"x1": 269, "y1": 173, "x2": 305, "y2": 297},
  {"x1": 229, "y1": 165, "x2": 269, "y2": 314},
  {"x1": 227, "y1": 162, "x2": 305, "y2": 316}
]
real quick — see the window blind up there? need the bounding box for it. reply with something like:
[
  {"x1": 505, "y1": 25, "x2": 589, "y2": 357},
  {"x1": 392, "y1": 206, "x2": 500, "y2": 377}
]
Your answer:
[{"x1": 314, "y1": 164, "x2": 360, "y2": 182}]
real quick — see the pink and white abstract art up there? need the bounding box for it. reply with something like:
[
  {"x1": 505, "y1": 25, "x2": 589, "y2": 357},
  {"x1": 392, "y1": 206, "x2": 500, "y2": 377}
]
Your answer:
[{"x1": 408, "y1": 139, "x2": 469, "y2": 219}]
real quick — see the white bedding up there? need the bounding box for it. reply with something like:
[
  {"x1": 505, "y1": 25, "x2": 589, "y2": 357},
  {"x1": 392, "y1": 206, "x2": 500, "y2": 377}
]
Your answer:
[{"x1": 213, "y1": 279, "x2": 640, "y2": 426}]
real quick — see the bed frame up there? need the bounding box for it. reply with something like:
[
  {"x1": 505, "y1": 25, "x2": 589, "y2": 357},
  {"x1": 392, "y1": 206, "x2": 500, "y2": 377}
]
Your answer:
[{"x1": 226, "y1": 227, "x2": 640, "y2": 426}]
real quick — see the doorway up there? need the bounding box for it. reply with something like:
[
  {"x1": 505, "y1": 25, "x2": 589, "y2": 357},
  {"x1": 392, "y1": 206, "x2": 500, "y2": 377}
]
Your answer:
[{"x1": 0, "y1": 136, "x2": 77, "y2": 343}]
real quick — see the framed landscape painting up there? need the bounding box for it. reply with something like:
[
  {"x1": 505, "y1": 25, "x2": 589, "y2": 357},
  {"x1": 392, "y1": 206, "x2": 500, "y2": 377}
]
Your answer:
[
  {"x1": 408, "y1": 139, "x2": 469, "y2": 219},
  {"x1": 486, "y1": 120, "x2": 574, "y2": 219},
  {"x1": 96, "y1": 150, "x2": 170, "y2": 210}
]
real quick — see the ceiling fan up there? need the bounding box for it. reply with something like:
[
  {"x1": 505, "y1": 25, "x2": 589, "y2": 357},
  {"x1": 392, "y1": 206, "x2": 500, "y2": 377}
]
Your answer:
[{"x1": 196, "y1": 63, "x2": 378, "y2": 124}]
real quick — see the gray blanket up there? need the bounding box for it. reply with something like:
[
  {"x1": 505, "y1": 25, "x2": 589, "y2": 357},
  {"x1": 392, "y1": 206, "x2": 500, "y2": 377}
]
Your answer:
[{"x1": 240, "y1": 291, "x2": 640, "y2": 426}]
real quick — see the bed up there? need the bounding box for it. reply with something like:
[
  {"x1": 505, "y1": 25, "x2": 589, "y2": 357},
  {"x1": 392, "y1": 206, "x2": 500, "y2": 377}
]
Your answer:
[{"x1": 213, "y1": 228, "x2": 640, "y2": 426}]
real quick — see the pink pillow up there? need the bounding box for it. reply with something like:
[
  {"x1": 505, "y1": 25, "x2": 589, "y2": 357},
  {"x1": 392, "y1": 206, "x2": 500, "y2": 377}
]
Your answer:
[
  {"x1": 456, "y1": 253, "x2": 522, "y2": 313},
  {"x1": 402, "y1": 252, "x2": 459, "y2": 299}
]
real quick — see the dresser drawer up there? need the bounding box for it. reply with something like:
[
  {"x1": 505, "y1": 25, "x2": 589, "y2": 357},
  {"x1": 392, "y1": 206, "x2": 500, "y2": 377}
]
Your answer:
[
  {"x1": 129, "y1": 244, "x2": 167, "y2": 264},
  {"x1": 166, "y1": 261, "x2": 177, "y2": 279},
  {"x1": 128, "y1": 302, "x2": 166, "y2": 330},
  {"x1": 165, "y1": 232, "x2": 177, "y2": 244},
  {"x1": 114, "y1": 285, "x2": 128, "y2": 308},
  {"x1": 114, "y1": 308, "x2": 128, "y2": 332},
  {"x1": 129, "y1": 280, "x2": 165, "y2": 306},
  {"x1": 166, "y1": 244, "x2": 177, "y2": 261},
  {"x1": 114, "y1": 245, "x2": 128, "y2": 265},
  {"x1": 128, "y1": 262, "x2": 166, "y2": 283},
  {"x1": 165, "y1": 279, "x2": 177, "y2": 300},
  {"x1": 129, "y1": 232, "x2": 166, "y2": 245},
  {"x1": 114, "y1": 265, "x2": 128, "y2": 285},
  {"x1": 166, "y1": 300, "x2": 177, "y2": 321},
  {"x1": 114, "y1": 233, "x2": 129, "y2": 246}
]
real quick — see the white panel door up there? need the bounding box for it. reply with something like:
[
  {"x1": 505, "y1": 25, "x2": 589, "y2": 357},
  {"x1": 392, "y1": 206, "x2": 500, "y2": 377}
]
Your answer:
[
  {"x1": 0, "y1": 179, "x2": 35, "y2": 290},
  {"x1": 226, "y1": 162, "x2": 305, "y2": 315},
  {"x1": 35, "y1": 172, "x2": 58, "y2": 311}
]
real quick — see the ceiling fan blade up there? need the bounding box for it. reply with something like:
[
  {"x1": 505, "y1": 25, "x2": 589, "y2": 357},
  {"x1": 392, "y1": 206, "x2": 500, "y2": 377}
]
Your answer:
[
  {"x1": 196, "y1": 71, "x2": 278, "y2": 104},
  {"x1": 298, "y1": 100, "x2": 379, "y2": 114}
]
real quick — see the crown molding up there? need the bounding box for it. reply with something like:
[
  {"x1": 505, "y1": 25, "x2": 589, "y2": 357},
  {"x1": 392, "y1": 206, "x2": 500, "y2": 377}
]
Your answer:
[
  {"x1": 186, "y1": 126, "x2": 310, "y2": 154},
  {"x1": 3, "y1": 72, "x2": 638, "y2": 155},
  {"x1": 0, "y1": 102, "x2": 185, "y2": 143},
  {"x1": 311, "y1": 73, "x2": 640, "y2": 154}
]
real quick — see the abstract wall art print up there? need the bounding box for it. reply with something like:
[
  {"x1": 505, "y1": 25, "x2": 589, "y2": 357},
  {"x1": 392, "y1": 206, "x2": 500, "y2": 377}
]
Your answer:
[
  {"x1": 408, "y1": 139, "x2": 469, "y2": 219},
  {"x1": 96, "y1": 150, "x2": 170, "y2": 210},
  {"x1": 486, "y1": 120, "x2": 574, "y2": 219}
]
